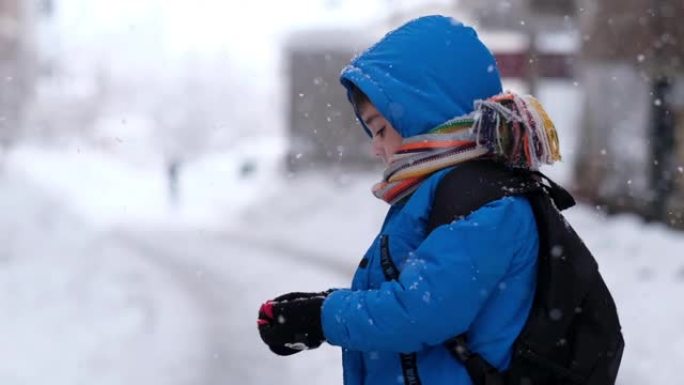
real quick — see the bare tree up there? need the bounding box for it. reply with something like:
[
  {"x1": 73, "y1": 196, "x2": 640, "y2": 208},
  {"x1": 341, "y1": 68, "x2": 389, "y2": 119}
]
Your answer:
[{"x1": 0, "y1": 0, "x2": 36, "y2": 154}]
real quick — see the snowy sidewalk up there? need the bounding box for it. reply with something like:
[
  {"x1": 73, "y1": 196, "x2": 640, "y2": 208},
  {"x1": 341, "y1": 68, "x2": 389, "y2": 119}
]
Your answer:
[{"x1": 0, "y1": 173, "x2": 205, "y2": 385}]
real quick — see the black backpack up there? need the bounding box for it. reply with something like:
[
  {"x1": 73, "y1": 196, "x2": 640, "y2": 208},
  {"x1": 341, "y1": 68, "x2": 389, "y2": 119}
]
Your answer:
[{"x1": 381, "y1": 160, "x2": 624, "y2": 385}]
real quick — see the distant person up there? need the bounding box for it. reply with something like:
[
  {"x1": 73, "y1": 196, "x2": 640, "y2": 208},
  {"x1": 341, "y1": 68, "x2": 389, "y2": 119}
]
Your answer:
[
  {"x1": 257, "y1": 15, "x2": 622, "y2": 385},
  {"x1": 166, "y1": 158, "x2": 181, "y2": 205}
]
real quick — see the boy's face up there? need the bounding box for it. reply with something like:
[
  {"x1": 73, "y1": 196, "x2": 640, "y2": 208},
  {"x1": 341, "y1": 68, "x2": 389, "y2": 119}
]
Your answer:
[{"x1": 357, "y1": 102, "x2": 403, "y2": 165}]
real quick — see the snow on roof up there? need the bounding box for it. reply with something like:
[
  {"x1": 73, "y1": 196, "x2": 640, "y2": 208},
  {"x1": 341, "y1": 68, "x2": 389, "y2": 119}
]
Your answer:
[
  {"x1": 477, "y1": 29, "x2": 580, "y2": 54},
  {"x1": 478, "y1": 30, "x2": 529, "y2": 53},
  {"x1": 536, "y1": 30, "x2": 580, "y2": 53}
]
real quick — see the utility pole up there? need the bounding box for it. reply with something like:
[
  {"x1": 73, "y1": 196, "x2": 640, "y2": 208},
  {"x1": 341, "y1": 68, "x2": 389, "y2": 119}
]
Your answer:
[{"x1": 649, "y1": 0, "x2": 676, "y2": 220}]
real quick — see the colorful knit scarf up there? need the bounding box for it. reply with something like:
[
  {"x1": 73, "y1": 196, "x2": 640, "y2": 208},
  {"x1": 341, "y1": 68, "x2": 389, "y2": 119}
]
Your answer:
[{"x1": 373, "y1": 92, "x2": 561, "y2": 205}]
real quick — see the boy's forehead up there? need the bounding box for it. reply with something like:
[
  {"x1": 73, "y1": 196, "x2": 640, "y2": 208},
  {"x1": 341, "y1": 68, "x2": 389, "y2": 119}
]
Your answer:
[
  {"x1": 357, "y1": 101, "x2": 375, "y2": 115},
  {"x1": 358, "y1": 102, "x2": 381, "y2": 122}
]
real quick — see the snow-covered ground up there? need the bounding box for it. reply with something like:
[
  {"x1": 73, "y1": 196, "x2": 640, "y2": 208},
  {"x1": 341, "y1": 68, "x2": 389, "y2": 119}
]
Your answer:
[{"x1": 0, "y1": 166, "x2": 206, "y2": 385}]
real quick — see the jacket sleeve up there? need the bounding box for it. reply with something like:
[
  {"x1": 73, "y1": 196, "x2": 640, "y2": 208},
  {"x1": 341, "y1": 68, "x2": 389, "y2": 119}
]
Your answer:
[{"x1": 321, "y1": 196, "x2": 537, "y2": 352}]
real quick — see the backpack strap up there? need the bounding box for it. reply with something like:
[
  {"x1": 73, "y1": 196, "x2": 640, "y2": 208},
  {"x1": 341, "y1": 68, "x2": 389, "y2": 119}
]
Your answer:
[
  {"x1": 378, "y1": 235, "x2": 423, "y2": 385},
  {"x1": 428, "y1": 161, "x2": 574, "y2": 234},
  {"x1": 444, "y1": 335, "x2": 505, "y2": 385},
  {"x1": 528, "y1": 170, "x2": 575, "y2": 211},
  {"x1": 427, "y1": 160, "x2": 543, "y2": 233}
]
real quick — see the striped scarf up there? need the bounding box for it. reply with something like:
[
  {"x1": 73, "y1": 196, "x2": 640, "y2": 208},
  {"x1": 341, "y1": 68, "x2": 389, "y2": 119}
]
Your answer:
[{"x1": 373, "y1": 92, "x2": 561, "y2": 205}]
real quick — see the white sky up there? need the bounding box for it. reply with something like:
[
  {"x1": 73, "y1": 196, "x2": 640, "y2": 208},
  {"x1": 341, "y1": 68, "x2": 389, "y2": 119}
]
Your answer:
[
  {"x1": 53, "y1": 0, "x2": 387, "y2": 56},
  {"x1": 50, "y1": 0, "x2": 462, "y2": 58},
  {"x1": 45, "y1": 0, "x2": 403, "y2": 97}
]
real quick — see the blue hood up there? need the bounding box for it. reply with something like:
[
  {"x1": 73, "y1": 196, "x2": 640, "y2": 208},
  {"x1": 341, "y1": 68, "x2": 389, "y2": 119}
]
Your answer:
[{"x1": 340, "y1": 15, "x2": 502, "y2": 138}]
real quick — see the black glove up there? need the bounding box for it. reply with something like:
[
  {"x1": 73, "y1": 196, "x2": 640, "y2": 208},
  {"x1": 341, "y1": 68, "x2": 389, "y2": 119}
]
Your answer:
[
  {"x1": 257, "y1": 291, "x2": 331, "y2": 356},
  {"x1": 272, "y1": 290, "x2": 333, "y2": 303}
]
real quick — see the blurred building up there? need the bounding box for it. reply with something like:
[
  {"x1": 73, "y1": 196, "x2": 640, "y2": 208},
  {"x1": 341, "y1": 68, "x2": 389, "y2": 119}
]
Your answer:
[
  {"x1": 463, "y1": 0, "x2": 577, "y2": 93},
  {"x1": 285, "y1": 29, "x2": 377, "y2": 172},
  {"x1": 575, "y1": 0, "x2": 684, "y2": 227}
]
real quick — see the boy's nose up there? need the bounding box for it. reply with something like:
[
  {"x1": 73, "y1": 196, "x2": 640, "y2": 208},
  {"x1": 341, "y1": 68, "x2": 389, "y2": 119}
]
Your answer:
[{"x1": 371, "y1": 142, "x2": 383, "y2": 159}]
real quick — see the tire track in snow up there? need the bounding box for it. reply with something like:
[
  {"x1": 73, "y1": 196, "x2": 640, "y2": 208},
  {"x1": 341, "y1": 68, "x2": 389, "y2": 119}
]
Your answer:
[
  {"x1": 202, "y1": 229, "x2": 356, "y2": 277},
  {"x1": 112, "y1": 227, "x2": 350, "y2": 385},
  {"x1": 112, "y1": 230, "x2": 231, "y2": 385}
]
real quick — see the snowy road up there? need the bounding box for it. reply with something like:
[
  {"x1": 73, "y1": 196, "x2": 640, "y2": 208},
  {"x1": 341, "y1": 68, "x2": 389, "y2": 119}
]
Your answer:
[{"x1": 115, "y1": 226, "x2": 347, "y2": 385}]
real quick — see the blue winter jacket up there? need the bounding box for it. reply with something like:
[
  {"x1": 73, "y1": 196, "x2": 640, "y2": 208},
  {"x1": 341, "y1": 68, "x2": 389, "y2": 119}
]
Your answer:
[{"x1": 320, "y1": 16, "x2": 540, "y2": 385}]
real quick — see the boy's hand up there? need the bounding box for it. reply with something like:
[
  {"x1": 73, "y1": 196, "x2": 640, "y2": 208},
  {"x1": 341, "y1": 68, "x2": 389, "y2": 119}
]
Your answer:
[{"x1": 257, "y1": 291, "x2": 331, "y2": 356}]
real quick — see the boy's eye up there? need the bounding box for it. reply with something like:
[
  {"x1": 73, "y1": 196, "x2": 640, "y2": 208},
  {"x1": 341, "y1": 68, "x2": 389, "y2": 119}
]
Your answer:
[{"x1": 375, "y1": 127, "x2": 386, "y2": 138}]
